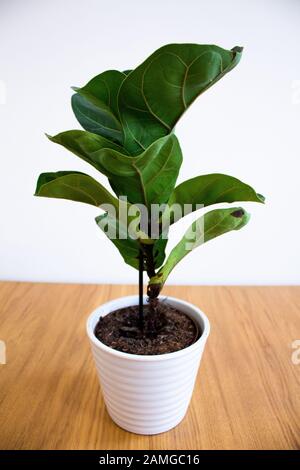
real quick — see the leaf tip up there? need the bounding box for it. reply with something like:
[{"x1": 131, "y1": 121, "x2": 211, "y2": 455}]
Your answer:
[
  {"x1": 257, "y1": 193, "x2": 266, "y2": 203},
  {"x1": 232, "y1": 46, "x2": 243, "y2": 54}
]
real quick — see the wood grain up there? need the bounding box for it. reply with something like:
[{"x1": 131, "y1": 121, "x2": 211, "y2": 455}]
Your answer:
[{"x1": 0, "y1": 282, "x2": 299, "y2": 450}]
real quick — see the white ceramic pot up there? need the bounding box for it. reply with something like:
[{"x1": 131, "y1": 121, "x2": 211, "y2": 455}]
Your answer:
[{"x1": 86, "y1": 295, "x2": 210, "y2": 435}]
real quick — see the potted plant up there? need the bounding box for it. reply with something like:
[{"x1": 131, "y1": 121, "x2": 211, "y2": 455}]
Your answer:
[{"x1": 35, "y1": 43, "x2": 264, "y2": 435}]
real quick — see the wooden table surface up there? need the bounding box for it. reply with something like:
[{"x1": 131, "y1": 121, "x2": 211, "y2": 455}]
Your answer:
[{"x1": 0, "y1": 282, "x2": 299, "y2": 450}]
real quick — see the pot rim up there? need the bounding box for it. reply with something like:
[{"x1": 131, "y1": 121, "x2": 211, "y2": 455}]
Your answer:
[{"x1": 86, "y1": 295, "x2": 210, "y2": 362}]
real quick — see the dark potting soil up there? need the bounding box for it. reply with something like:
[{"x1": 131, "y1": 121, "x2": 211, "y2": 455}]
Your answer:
[{"x1": 94, "y1": 300, "x2": 200, "y2": 355}]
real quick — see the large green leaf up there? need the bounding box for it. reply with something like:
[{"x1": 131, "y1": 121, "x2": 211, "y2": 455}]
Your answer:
[
  {"x1": 73, "y1": 70, "x2": 124, "y2": 117},
  {"x1": 49, "y1": 132, "x2": 182, "y2": 208},
  {"x1": 96, "y1": 212, "x2": 140, "y2": 269},
  {"x1": 47, "y1": 130, "x2": 129, "y2": 170},
  {"x1": 71, "y1": 70, "x2": 126, "y2": 145},
  {"x1": 165, "y1": 173, "x2": 264, "y2": 224},
  {"x1": 71, "y1": 94, "x2": 123, "y2": 145},
  {"x1": 97, "y1": 134, "x2": 182, "y2": 208},
  {"x1": 35, "y1": 171, "x2": 120, "y2": 209},
  {"x1": 118, "y1": 44, "x2": 243, "y2": 155},
  {"x1": 95, "y1": 213, "x2": 168, "y2": 271},
  {"x1": 36, "y1": 171, "x2": 159, "y2": 269},
  {"x1": 148, "y1": 207, "x2": 250, "y2": 296}
]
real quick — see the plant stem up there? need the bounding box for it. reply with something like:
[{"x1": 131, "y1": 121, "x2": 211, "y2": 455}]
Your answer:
[
  {"x1": 142, "y1": 244, "x2": 156, "y2": 278},
  {"x1": 139, "y1": 249, "x2": 144, "y2": 328}
]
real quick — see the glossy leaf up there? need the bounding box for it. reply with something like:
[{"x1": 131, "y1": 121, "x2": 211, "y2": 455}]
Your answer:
[
  {"x1": 35, "y1": 171, "x2": 120, "y2": 209},
  {"x1": 98, "y1": 134, "x2": 182, "y2": 207},
  {"x1": 73, "y1": 70, "x2": 124, "y2": 117},
  {"x1": 49, "y1": 131, "x2": 182, "y2": 207},
  {"x1": 166, "y1": 173, "x2": 264, "y2": 224},
  {"x1": 96, "y1": 213, "x2": 168, "y2": 271},
  {"x1": 148, "y1": 207, "x2": 250, "y2": 296},
  {"x1": 118, "y1": 44, "x2": 243, "y2": 154},
  {"x1": 71, "y1": 94, "x2": 123, "y2": 145},
  {"x1": 36, "y1": 171, "x2": 156, "y2": 269},
  {"x1": 47, "y1": 130, "x2": 129, "y2": 172},
  {"x1": 72, "y1": 70, "x2": 126, "y2": 144},
  {"x1": 96, "y1": 212, "x2": 140, "y2": 269}
]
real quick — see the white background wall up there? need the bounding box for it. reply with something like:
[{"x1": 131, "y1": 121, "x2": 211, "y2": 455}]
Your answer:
[{"x1": 1, "y1": 0, "x2": 299, "y2": 285}]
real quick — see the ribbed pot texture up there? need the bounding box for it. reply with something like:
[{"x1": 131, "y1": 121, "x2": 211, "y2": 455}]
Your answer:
[{"x1": 86, "y1": 295, "x2": 210, "y2": 435}]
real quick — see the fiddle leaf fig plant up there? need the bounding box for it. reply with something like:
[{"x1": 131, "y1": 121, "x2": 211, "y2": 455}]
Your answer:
[{"x1": 35, "y1": 43, "x2": 264, "y2": 305}]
